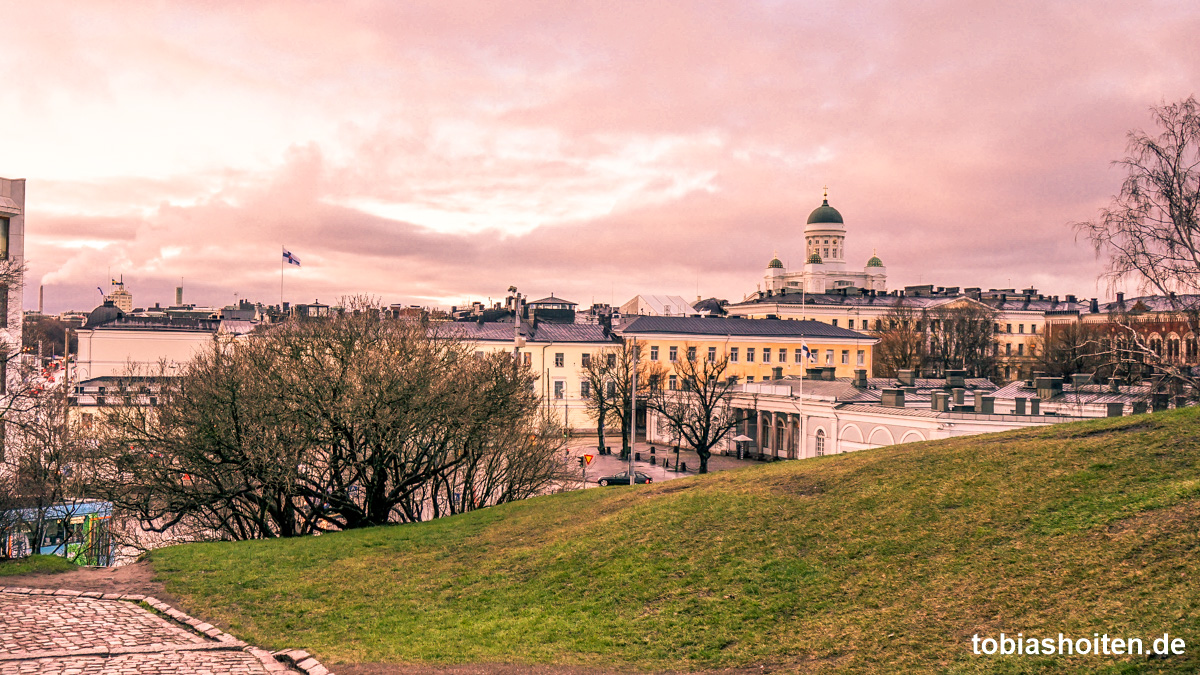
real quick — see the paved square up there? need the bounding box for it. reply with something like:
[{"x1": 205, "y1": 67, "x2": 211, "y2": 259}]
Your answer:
[{"x1": 0, "y1": 589, "x2": 310, "y2": 674}]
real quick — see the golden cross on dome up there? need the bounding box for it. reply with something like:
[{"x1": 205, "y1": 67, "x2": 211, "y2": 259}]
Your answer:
[{"x1": 823, "y1": 185, "x2": 829, "y2": 199}]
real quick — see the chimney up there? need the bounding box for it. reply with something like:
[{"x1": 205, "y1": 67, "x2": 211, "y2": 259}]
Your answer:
[
  {"x1": 1108, "y1": 378, "x2": 1121, "y2": 394},
  {"x1": 881, "y1": 388, "x2": 905, "y2": 408},
  {"x1": 980, "y1": 395, "x2": 995, "y2": 414},
  {"x1": 1116, "y1": 292, "x2": 1124, "y2": 304},
  {"x1": 1070, "y1": 373, "x2": 1092, "y2": 388},
  {"x1": 897, "y1": 369, "x2": 916, "y2": 387},
  {"x1": 38, "y1": 285, "x2": 43, "y2": 314},
  {"x1": 853, "y1": 369, "x2": 868, "y2": 387},
  {"x1": 806, "y1": 367, "x2": 824, "y2": 380},
  {"x1": 1030, "y1": 397, "x2": 1041, "y2": 415},
  {"x1": 1014, "y1": 397, "x2": 1027, "y2": 415},
  {"x1": 945, "y1": 369, "x2": 966, "y2": 388},
  {"x1": 1090, "y1": 298, "x2": 1099, "y2": 313},
  {"x1": 1035, "y1": 376, "x2": 1063, "y2": 401},
  {"x1": 952, "y1": 387, "x2": 966, "y2": 406},
  {"x1": 176, "y1": 286, "x2": 184, "y2": 305},
  {"x1": 931, "y1": 391, "x2": 949, "y2": 411},
  {"x1": 772, "y1": 366, "x2": 783, "y2": 380},
  {"x1": 822, "y1": 366, "x2": 836, "y2": 381}
]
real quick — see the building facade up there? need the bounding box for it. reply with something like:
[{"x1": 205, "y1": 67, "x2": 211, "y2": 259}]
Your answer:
[
  {"x1": 618, "y1": 315, "x2": 877, "y2": 382},
  {"x1": 0, "y1": 177, "x2": 25, "y2": 382}
]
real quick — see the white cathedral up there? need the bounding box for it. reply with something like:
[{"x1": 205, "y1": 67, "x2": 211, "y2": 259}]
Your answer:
[{"x1": 763, "y1": 190, "x2": 887, "y2": 294}]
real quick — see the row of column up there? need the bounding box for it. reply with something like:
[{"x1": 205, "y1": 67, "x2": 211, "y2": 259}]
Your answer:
[{"x1": 740, "y1": 408, "x2": 802, "y2": 459}]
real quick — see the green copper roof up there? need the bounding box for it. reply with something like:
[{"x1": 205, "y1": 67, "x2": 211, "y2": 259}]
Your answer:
[
  {"x1": 867, "y1": 255, "x2": 883, "y2": 267},
  {"x1": 806, "y1": 198, "x2": 844, "y2": 225},
  {"x1": 767, "y1": 257, "x2": 784, "y2": 269},
  {"x1": 807, "y1": 252, "x2": 823, "y2": 264}
]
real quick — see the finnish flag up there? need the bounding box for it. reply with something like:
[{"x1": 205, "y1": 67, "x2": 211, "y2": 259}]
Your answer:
[
  {"x1": 801, "y1": 341, "x2": 817, "y2": 363},
  {"x1": 283, "y1": 249, "x2": 301, "y2": 267}
]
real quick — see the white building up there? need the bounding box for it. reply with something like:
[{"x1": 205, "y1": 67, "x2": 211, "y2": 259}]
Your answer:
[
  {"x1": 763, "y1": 190, "x2": 887, "y2": 295},
  {"x1": 0, "y1": 177, "x2": 25, "y2": 382},
  {"x1": 619, "y1": 295, "x2": 699, "y2": 317},
  {"x1": 73, "y1": 309, "x2": 254, "y2": 380}
]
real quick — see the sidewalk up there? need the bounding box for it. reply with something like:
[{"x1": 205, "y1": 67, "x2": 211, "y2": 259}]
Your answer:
[{"x1": 563, "y1": 437, "x2": 762, "y2": 486}]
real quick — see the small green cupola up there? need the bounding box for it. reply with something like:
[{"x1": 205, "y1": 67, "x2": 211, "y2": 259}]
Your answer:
[
  {"x1": 806, "y1": 251, "x2": 823, "y2": 264},
  {"x1": 867, "y1": 248, "x2": 884, "y2": 267},
  {"x1": 767, "y1": 249, "x2": 784, "y2": 269}
]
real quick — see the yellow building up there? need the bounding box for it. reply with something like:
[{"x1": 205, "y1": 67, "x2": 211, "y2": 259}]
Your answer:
[
  {"x1": 618, "y1": 316, "x2": 876, "y2": 382},
  {"x1": 438, "y1": 321, "x2": 621, "y2": 432}
]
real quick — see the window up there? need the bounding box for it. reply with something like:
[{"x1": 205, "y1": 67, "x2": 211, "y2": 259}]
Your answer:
[
  {"x1": 746, "y1": 376, "x2": 754, "y2": 383},
  {"x1": 580, "y1": 381, "x2": 591, "y2": 398},
  {"x1": 1031, "y1": 324, "x2": 1037, "y2": 334},
  {"x1": 1019, "y1": 324, "x2": 1025, "y2": 334},
  {"x1": 687, "y1": 346, "x2": 696, "y2": 361},
  {"x1": 730, "y1": 347, "x2": 739, "y2": 362},
  {"x1": 554, "y1": 381, "x2": 565, "y2": 399},
  {"x1": 825, "y1": 350, "x2": 834, "y2": 364},
  {"x1": 857, "y1": 349, "x2": 865, "y2": 365},
  {"x1": 475, "y1": 350, "x2": 484, "y2": 359},
  {"x1": 1006, "y1": 343, "x2": 1012, "y2": 355},
  {"x1": 831, "y1": 319, "x2": 838, "y2": 327},
  {"x1": 669, "y1": 346, "x2": 678, "y2": 362},
  {"x1": 582, "y1": 353, "x2": 591, "y2": 367},
  {"x1": 523, "y1": 352, "x2": 531, "y2": 366},
  {"x1": 875, "y1": 319, "x2": 883, "y2": 330},
  {"x1": 847, "y1": 319, "x2": 854, "y2": 330},
  {"x1": 606, "y1": 382, "x2": 616, "y2": 398},
  {"x1": 815, "y1": 429, "x2": 825, "y2": 456},
  {"x1": 841, "y1": 349, "x2": 849, "y2": 364},
  {"x1": 779, "y1": 348, "x2": 786, "y2": 363},
  {"x1": 607, "y1": 353, "x2": 616, "y2": 367},
  {"x1": 994, "y1": 322, "x2": 1001, "y2": 333},
  {"x1": 1017, "y1": 344, "x2": 1024, "y2": 356},
  {"x1": 0, "y1": 287, "x2": 6, "y2": 328},
  {"x1": 794, "y1": 348, "x2": 802, "y2": 363},
  {"x1": 668, "y1": 374, "x2": 678, "y2": 390},
  {"x1": 1006, "y1": 324, "x2": 1012, "y2": 333},
  {"x1": 554, "y1": 353, "x2": 564, "y2": 367},
  {"x1": 708, "y1": 346, "x2": 717, "y2": 361},
  {"x1": 746, "y1": 348, "x2": 755, "y2": 362},
  {"x1": 0, "y1": 217, "x2": 7, "y2": 260},
  {"x1": 649, "y1": 346, "x2": 658, "y2": 361},
  {"x1": 762, "y1": 348, "x2": 770, "y2": 363}
]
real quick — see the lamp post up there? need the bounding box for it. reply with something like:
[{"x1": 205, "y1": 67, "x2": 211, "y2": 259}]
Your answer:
[{"x1": 628, "y1": 336, "x2": 637, "y2": 485}]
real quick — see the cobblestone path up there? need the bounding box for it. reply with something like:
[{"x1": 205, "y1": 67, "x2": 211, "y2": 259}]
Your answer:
[{"x1": 0, "y1": 588, "x2": 326, "y2": 674}]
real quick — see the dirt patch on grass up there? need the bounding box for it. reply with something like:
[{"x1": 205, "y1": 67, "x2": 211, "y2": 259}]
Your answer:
[
  {"x1": 767, "y1": 476, "x2": 826, "y2": 498},
  {"x1": 1103, "y1": 500, "x2": 1200, "y2": 538},
  {"x1": 1059, "y1": 422, "x2": 1151, "y2": 439},
  {"x1": 0, "y1": 560, "x2": 174, "y2": 602}
]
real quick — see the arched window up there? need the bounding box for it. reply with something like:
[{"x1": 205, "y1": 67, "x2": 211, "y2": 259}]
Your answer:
[{"x1": 815, "y1": 429, "x2": 826, "y2": 457}]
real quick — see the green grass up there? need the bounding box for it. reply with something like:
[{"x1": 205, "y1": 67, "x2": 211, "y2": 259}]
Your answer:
[
  {"x1": 0, "y1": 554, "x2": 77, "y2": 576},
  {"x1": 150, "y1": 408, "x2": 1200, "y2": 673}
]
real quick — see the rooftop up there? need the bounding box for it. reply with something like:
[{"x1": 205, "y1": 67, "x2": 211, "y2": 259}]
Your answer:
[{"x1": 620, "y1": 316, "x2": 871, "y2": 339}]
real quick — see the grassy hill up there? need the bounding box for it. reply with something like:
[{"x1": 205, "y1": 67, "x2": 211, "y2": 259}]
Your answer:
[{"x1": 150, "y1": 408, "x2": 1200, "y2": 673}]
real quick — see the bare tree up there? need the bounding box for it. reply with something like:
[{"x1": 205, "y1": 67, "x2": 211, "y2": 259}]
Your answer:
[
  {"x1": 581, "y1": 343, "x2": 660, "y2": 460},
  {"x1": 1075, "y1": 96, "x2": 1200, "y2": 392},
  {"x1": 645, "y1": 349, "x2": 740, "y2": 474},
  {"x1": 926, "y1": 302, "x2": 999, "y2": 378},
  {"x1": 94, "y1": 299, "x2": 566, "y2": 541},
  {"x1": 1037, "y1": 322, "x2": 1106, "y2": 378},
  {"x1": 871, "y1": 300, "x2": 928, "y2": 377}
]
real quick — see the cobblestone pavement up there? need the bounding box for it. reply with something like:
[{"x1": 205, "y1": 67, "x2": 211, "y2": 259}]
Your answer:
[{"x1": 0, "y1": 588, "x2": 324, "y2": 674}]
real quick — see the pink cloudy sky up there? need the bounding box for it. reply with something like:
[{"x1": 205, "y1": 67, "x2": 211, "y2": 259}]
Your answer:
[{"x1": 3, "y1": 0, "x2": 1198, "y2": 314}]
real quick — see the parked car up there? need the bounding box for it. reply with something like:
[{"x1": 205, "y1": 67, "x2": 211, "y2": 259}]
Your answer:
[{"x1": 596, "y1": 470, "x2": 652, "y2": 486}]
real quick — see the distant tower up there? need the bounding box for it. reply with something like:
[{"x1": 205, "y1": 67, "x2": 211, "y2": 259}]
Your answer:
[
  {"x1": 106, "y1": 276, "x2": 134, "y2": 313},
  {"x1": 176, "y1": 286, "x2": 184, "y2": 306}
]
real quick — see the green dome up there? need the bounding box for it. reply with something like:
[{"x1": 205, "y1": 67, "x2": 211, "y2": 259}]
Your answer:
[
  {"x1": 806, "y1": 198, "x2": 844, "y2": 225},
  {"x1": 767, "y1": 257, "x2": 784, "y2": 269},
  {"x1": 807, "y1": 252, "x2": 823, "y2": 264},
  {"x1": 867, "y1": 255, "x2": 883, "y2": 267}
]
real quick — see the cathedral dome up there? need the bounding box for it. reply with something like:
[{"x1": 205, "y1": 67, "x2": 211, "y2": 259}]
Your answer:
[
  {"x1": 867, "y1": 253, "x2": 884, "y2": 268},
  {"x1": 806, "y1": 252, "x2": 823, "y2": 264},
  {"x1": 806, "y1": 197, "x2": 844, "y2": 225},
  {"x1": 767, "y1": 257, "x2": 783, "y2": 269},
  {"x1": 84, "y1": 300, "x2": 125, "y2": 328}
]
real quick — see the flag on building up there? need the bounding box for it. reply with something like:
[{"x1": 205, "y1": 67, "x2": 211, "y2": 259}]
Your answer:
[
  {"x1": 801, "y1": 341, "x2": 817, "y2": 363},
  {"x1": 283, "y1": 249, "x2": 301, "y2": 267}
]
